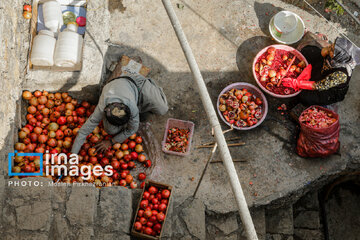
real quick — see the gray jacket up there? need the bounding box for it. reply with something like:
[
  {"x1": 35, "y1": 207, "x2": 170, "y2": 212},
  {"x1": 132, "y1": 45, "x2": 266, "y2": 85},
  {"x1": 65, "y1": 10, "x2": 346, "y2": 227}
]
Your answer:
[{"x1": 71, "y1": 75, "x2": 168, "y2": 154}]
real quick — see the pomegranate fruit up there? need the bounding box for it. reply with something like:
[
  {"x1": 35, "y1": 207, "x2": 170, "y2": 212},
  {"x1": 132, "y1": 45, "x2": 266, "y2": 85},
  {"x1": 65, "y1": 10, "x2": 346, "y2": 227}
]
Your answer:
[
  {"x1": 29, "y1": 97, "x2": 38, "y2": 106},
  {"x1": 48, "y1": 122, "x2": 59, "y2": 131},
  {"x1": 135, "y1": 136, "x2": 143, "y2": 144},
  {"x1": 138, "y1": 154, "x2": 146, "y2": 163},
  {"x1": 134, "y1": 222, "x2": 142, "y2": 231},
  {"x1": 111, "y1": 160, "x2": 120, "y2": 170},
  {"x1": 57, "y1": 116, "x2": 66, "y2": 125},
  {"x1": 76, "y1": 107, "x2": 85, "y2": 116},
  {"x1": 22, "y1": 91, "x2": 32, "y2": 100},
  {"x1": 27, "y1": 106, "x2": 37, "y2": 114},
  {"x1": 140, "y1": 200, "x2": 149, "y2": 209},
  {"x1": 47, "y1": 138, "x2": 57, "y2": 147},
  {"x1": 161, "y1": 189, "x2": 170, "y2": 199},
  {"x1": 38, "y1": 135, "x2": 48, "y2": 144},
  {"x1": 121, "y1": 143, "x2": 128, "y2": 151},
  {"x1": 55, "y1": 130, "x2": 64, "y2": 140},
  {"x1": 157, "y1": 212, "x2": 165, "y2": 222},
  {"x1": 135, "y1": 144, "x2": 143, "y2": 153},
  {"x1": 158, "y1": 203, "x2": 167, "y2": 212},
  {"x1": 38, "y1": 96, "x2": 47, "y2": 105},
  {"x1": 144, "y1": 160, "x2": 152, "y2": 168},
  {"x1": 125, "y1": 174, "x2": 133, "y2": 184},
  {"x1": 138, "y1": 172, "x2": 146, "y2": 181},
  {"x1": 149, "y1": 186, "x2": 158, "y2": 194},
  {"x1": 128, "y1": 141, "x2": 136, "y2": 149}
]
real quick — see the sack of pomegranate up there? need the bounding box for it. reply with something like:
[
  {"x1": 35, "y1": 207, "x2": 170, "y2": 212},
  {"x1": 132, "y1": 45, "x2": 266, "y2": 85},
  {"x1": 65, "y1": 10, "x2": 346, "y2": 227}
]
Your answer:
[{"x1": 296, "y1": 106, "x2": 340, "y2": 158}]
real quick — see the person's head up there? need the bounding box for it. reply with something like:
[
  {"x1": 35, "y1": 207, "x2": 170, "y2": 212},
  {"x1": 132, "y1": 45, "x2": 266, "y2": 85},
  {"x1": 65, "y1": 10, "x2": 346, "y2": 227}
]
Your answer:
[
  {"x1": 104, "y1": 102, "x2": 130, "y2": 126},
  {"x1": 321, "y1": 37, "x2": 360, "y2": 75}
]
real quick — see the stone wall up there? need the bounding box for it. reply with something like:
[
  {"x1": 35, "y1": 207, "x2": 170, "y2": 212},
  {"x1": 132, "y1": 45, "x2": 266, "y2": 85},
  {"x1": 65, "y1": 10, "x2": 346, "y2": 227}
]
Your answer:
[
  {"x1": 1, "y1": 178, "x2": 133, "y2": 239},
  {"x1": 0, "y1": 0, "x2": 29, "y2": 175}
]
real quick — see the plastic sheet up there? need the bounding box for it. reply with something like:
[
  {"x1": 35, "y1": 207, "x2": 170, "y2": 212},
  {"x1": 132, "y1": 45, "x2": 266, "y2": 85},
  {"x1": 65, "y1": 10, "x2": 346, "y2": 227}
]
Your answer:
[
  {"x1": 135, "y1": 122, "x2": 165, "y2": 180},
  {"x1": 297, "y1": 106, "x2": 340, "y2": 158}
]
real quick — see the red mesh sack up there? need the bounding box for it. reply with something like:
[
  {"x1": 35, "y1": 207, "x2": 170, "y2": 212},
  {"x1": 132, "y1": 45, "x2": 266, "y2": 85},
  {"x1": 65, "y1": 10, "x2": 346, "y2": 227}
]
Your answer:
[{"x1": 296, "y1": 106, "x2": 340, "y2": 158}]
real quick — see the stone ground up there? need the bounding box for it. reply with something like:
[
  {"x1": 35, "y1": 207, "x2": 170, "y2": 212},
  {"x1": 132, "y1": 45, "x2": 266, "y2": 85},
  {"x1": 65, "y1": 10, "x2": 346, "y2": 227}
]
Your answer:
[{"x1": 0, "y1": 0, "x2": 360, "y2": 239}]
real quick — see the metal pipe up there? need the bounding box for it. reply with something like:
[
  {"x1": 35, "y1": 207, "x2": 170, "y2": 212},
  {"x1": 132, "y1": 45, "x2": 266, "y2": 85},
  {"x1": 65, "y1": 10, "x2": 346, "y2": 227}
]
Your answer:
[{"x1": 161, "y1": 1, "x2": 258, "y2": 239}]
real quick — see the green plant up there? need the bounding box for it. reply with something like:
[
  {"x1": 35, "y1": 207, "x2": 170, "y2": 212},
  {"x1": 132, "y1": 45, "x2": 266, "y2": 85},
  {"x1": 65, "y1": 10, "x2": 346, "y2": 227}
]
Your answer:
[{"x1": 325, "y1": 0, "x2": 345, "y2": 15}]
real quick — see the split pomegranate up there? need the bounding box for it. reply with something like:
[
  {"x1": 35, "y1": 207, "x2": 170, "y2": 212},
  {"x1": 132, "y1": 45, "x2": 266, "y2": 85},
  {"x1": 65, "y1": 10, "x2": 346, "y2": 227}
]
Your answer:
[
  {"x1": 255, "y1": 47, "x2": 307, "y2": 95},
  {"x1": 299, "y1": 106, "x2": 337, "y2": 128},
  {"x1": 218, "y1": 88, "x2": 263, "y2": 128},
  {"x1": 164, "y1": 127, "x2": 190, "y2": 153}
]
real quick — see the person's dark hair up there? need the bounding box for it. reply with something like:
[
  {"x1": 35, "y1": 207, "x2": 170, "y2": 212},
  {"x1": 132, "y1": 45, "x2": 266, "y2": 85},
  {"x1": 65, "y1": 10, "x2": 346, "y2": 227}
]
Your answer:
[{"x1": 104, "y1": 102, "x2": 130, "y2": 126}]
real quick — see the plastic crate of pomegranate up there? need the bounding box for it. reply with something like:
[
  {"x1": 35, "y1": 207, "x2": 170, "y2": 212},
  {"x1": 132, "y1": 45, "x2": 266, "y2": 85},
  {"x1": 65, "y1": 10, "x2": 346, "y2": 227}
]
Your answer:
[
  {"x1": 161, "y1": 118, "x2": 195, "y2": 156},
  {"x1": 252, "y1": 44, "x2": 309, "y2": 98},
  {"x1": 131, "y1": 180, "x2": 173, "y2": 239}
]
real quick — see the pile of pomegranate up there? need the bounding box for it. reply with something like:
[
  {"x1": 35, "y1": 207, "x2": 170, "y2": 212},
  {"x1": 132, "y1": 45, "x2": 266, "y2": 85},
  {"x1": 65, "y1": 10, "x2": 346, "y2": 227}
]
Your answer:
[
  {"x1": 218, "y1": 88, "x2": 263, "y2": 128},
  {"x1": 164, "y1": 127, "x2": 190, "y2": 153},
  {"x1": 254, "y1": 47, "x2": 306, "y2": 95},
  {"x1": 14, "y1": 90, "x2": 151, "y2": 187},
  {"x1": 299, "y1": 106, "x2": 337, "y2": 128},
  {"x1": 133, "y1": 184, "x2": 171, "y2": 237}
]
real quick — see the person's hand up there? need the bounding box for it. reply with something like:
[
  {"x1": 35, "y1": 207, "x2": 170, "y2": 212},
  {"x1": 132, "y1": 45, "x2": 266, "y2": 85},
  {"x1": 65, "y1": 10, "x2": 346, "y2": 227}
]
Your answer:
[
  {"x1": 282, "y1": 65, "x2": 314, "y2": 91},
  {"x1": 95, "y1": 140, "x2": 112, "y2": 153},
  {"x1": 282, "y1": 78, "x2": 315, "y2": 91}
]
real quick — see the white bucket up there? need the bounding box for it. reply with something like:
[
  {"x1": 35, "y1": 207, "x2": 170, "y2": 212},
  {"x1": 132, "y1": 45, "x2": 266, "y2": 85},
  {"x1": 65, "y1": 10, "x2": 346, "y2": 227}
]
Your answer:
[
  {"x1": 43, "y1": 0, "x2": 63, "y2": 33},
  {"x1": 31, "y1": 30, "x2": 56, "y2": 66},
  {"x1": 54, "y1": 24, "x2": 83, "y2": 67},
  {"x1": 273, "y1": 11, "x2": 298, "y2": 37}
]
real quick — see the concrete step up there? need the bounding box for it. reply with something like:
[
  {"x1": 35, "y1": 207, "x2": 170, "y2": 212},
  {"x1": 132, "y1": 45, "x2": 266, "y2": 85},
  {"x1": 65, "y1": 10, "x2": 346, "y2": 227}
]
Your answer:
[{"x1": 265, "y1": 190, "x2": 325, "y2": 240}]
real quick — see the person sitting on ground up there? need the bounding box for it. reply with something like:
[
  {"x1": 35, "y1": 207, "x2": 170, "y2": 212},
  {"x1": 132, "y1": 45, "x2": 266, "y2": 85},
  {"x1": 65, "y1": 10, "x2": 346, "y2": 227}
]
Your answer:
[
  {"x1": 71, "y1": 69, "x2": 168, "y2": 154},
  {"x1": 282, "y1": 33, "x2": 360, "y2": 106}
]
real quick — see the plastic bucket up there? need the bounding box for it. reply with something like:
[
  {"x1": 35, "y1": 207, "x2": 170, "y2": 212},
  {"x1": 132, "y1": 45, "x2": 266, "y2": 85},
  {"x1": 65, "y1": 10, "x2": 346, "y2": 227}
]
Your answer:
[
  {"x1": 252, "y1": 44, "x2": 309, "y2": 98},
  {"x1": 217, "y1": 82, "x2": 268, "y2": 130},
  {"x1": 273, "y1": 11, "x2": 298, "y2": 37}
]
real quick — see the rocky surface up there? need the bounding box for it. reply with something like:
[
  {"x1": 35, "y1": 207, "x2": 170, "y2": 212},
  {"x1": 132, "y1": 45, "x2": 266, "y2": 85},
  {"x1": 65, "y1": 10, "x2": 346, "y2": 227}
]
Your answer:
[
  {"x1": 98, "y1": 187, "x2": 132, "y2": 234},
  {"x1": 0, "y1": 177, "x2": 359, "y2": 239},
  {"x1": 266, "y1": 206, "x2": 294, "y2": 235},
  {"x1": 292, "y1": 190, "x2": 324, "y2": 240},
  {"x1": 325, "y1": 182, "x2": 360, "y2": 240},
  {"x1": 180, "y1": 198, "x2": 206, "y2": 239}
]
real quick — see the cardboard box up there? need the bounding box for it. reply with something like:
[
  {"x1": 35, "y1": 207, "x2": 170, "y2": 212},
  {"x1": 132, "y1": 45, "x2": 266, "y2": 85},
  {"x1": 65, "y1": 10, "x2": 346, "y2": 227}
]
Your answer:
[
  {"x1": 131, "y1": 180, "x2": 173, "y2": 240},
  {"x1": 28, "y1": 0, "x2": 86, "y2": 71}
]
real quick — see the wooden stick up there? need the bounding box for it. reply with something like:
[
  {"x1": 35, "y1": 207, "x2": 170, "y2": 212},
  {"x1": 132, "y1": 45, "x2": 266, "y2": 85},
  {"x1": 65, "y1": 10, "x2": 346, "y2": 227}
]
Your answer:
[
  {"x1": 193, "y1": 144, "x2": 218, "y2": 198},
  {"x1": 196, "y1": 142, "x2": 245, "y2": 149},
  {"x1": 210, "y1": 159, "x2": 247, "y2": 163},
  {"x1": 277, "y1": 56, "x2": 296, "y2": 87},
  {"x1": 200, "y1": 136, "x2": 243, "y2": 146}
]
